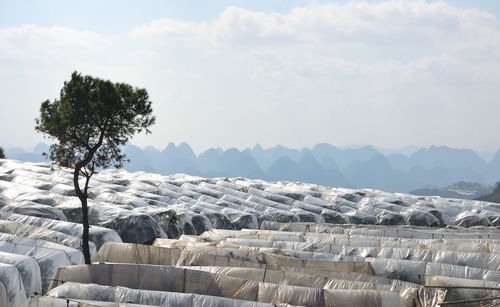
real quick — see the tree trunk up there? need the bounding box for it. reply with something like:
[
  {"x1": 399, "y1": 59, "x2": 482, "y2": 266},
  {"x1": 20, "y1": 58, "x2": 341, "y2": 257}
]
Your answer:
[
  {"x1": 73, "y1": 166, "x2": 92, "y2": 264},
  {"x1": 72, "y1": 132, "x2": 104, "y2": 265},
  {"x1": 80, "y1": 195, "x2": 91, "y2": 264}
]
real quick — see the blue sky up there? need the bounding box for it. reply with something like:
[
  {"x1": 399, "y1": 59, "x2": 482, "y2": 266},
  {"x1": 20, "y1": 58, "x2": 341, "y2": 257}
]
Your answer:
[
  {"x1": 1, "y1": 0, "x2": 499, "y2": 153},
  {"x1": 2, "y1": 1, "x2": 500, "y2": 30}
]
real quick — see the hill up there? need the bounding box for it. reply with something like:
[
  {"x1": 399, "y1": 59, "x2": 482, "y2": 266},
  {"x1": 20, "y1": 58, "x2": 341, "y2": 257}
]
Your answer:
[
  {"x1": 410, "y1": 181, "x2": 493, "y2": 199},
  {"x1": 476, "y1": 182, "x2": 500, "y2": 203}
]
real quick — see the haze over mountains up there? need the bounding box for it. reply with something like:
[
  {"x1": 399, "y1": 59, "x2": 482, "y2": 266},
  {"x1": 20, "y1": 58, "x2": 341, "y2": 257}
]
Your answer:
[{"x1": 5, "y1": 143, "x2": 500, "y2": 193}]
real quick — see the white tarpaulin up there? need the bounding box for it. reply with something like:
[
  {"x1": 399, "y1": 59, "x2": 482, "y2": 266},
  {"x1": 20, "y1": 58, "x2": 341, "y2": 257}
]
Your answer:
[
  {"x1": 0, "y1": 212, "x2": 121, "y2": 249},
  {"x1": 95, "y1": 242, "x2": 375, "y2": 275},
  {"x1": 46, "y1": 282, "x2": 297, "y2": 307},
  {"x1": 48, "y1": 264, "x2": 406, "y2": 306},
  {"x1": 0, "y1": 219, "x2": 97, "y2": 258},
  {"x1": 0, "y1": 239, "x2": 71, "y2": 293},
  {"x1": 0, "y1": 262, "x2": 27, "y2": 307},
  {"x1": 0, "y1": 251, "x2": 41, "y2": 298}
]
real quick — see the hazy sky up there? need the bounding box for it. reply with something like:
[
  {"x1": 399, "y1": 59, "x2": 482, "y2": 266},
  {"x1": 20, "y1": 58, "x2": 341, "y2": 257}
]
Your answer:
[{"x1": 1, "y1": 0, "x2": 499, "y2": 153}]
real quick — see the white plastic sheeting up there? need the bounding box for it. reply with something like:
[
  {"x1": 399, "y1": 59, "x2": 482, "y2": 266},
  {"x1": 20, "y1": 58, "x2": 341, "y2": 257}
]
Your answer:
[
  {"x1": 0, "y1": 262, "x2": 27, "y2": 307},
  {"x1": 92, "y1": 244, "x2": 448, "y2": 305},
  {"x1": 178, "y1": 243, "x2": 500, "y2": 284},
  {"x1": 47, "y1": 264, "x2": 406, "y2": 306},
  {"x1": 0, "y1": 251, "x2": 41, "y2": 298},
  {"x1": 86, "y1": 202, "x2": 168, "y2": 243},
  {"x1": 424, "y1": 275, "x2": 500, "y2": 306},
  {"x1": 0, "y1": 232, "x2": 83, "y2": 264},
  {"x1": 4, "y1": 159, "x2": 500, "y2": 245},
  {"x1": 2, "y1": 160, "x2": 500, "y2": 305},
  {"x1": 201, "y1": 228, "x2": 500, "y2": 257},
  {"x1": 175, "y1": 236, "x2": 500, "y2": 272},
  {"x1": 195, "y1": 229, "x2": 500, "y2": 261},
  {"x1": 0, "y1": 280, "x2": 8, "y2": 307},
  {"x1": 23, "y1": 297, "x2": 151, "y2": 306},
  {"x1": 206, "y1": 227, "x2": 500, "y2": 242},
  {"x1": 0, "y1": 212, "x2": 121, "y2": 249},
  {"x1": 261, "y1": 222, "x2": 500, "y2": 239},
  {"x1": 95, "y1": 243, "x2": 375, "y2": 275},
  {"x1": 0, "y1": 234, "x2": 73, "y2": 293},
  {"x1": 0, "y1": 219, "x2": 97, "y2": 258},
  {"x1": 176, "y1": 265, "x2": 418, "y2": 287},
  {"x1": 177, "y1": 229, "x2": 500, "y2": 284},
  {"x1": 173, "y1": 265, "x2": 444, "y2": 307},
  {"x1": 193, "y1": 224, "x2": 500, "y2": 304},
  {"x1": 46, "y1": 282, "x2": 297, "y2": 307}
]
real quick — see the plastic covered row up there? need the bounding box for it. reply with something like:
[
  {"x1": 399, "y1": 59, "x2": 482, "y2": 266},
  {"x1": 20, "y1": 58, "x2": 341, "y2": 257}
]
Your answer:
[{"x1": 48, "y1": 264, "x2": 406, "y2": 306}]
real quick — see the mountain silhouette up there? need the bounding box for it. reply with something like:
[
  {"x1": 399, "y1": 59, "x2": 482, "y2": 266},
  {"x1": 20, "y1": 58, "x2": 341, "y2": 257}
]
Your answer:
[
  {"x1": 155, "y1": 142, "x2": 200, "y2": 176},
  {"x1": 206, "y1": 148, "x2": 264, "y2": 179},
  {"x1": 123, "y1": 144, "x2": 156, "y2": 173},
  {"x1": 312, "y1": 143, "x2": 379, "y2": 170},
  {"x1": 7, "y1": 142, "x2": 499, "y2": 194},
  {"x1": 248, "y1": 144, "x2": 302, "y2": 170},
  {"x1": 409, "y1": 146, "x2": 487, "y2": 170}
]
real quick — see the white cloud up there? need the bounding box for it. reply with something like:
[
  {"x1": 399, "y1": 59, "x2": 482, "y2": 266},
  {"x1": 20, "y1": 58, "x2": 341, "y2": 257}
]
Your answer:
[
  {"x1": 0, "y1": 25, "x2": 109, "y2": 62},
  {"x1": 1, "y1": 1, "x2": 500, "y2": 152},
  {"x1": 126, "y1": 0, "x2": 500, "y2": 97}
]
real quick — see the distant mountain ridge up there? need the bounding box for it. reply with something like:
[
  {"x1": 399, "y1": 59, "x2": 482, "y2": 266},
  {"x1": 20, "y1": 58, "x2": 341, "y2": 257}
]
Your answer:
[{"x1": 5, "y1": 142, "x2": 500, "y2": 193}]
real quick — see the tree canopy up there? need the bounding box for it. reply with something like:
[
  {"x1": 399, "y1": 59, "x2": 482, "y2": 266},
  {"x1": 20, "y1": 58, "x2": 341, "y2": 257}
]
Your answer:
[
  {"x1": 0, "y1": 146, "x2": 5, "y2": 159},
  {"x1": 36, "y1": 71, "x2": 155, "y2": 171},
  {"x1": 35, "y1": 71, "x2": 155, "y2": 263}
]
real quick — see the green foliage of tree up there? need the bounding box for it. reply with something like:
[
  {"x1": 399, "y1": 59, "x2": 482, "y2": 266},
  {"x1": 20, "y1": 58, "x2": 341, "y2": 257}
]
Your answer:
[
  {"x1": 35, "y1": 71, "x2": 155, "y2": 263},
  {"x1": 0, "y1": 146, "x2": 5, "y2": 159}
]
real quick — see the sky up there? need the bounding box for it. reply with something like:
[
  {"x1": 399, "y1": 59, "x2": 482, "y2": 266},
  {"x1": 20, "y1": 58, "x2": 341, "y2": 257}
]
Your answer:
[{"x1": 0, "y1": 0, "x2": 499, "y2": 154}]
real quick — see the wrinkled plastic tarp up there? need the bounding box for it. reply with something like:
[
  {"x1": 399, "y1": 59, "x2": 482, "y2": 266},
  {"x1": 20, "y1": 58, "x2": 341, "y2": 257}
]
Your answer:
[
  {"x1": 0, "y1": 219, "x2": 97, "y2": 258},
  {"x1": 48, "y1": 264, "x2": 405, "y2": 306},
  {"x1": 0, "y1": 251, "x2": 41, "y2": 298},
  {"x1": 47, "y1": 282, "x2": 293, "y2": 307},
  {"x1": 0, "y1": 262, "x2": 27, "y2": 307},
  {"x1": 95, "y1": 243, "x2": 374, "y2": 275},
  {"x1": 0, "y1": 212, "x2": 121, "y2": 249}
]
